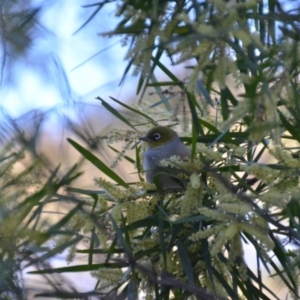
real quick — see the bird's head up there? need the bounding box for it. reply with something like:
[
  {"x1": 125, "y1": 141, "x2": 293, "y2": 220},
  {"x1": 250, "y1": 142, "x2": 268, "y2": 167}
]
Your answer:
[{"x1": 139, "y1": 126, "x2": 179, "y2": 149}]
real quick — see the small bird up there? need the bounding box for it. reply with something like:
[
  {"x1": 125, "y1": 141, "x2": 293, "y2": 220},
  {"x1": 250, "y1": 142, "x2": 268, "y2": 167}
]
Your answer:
[{"x1": 139, "y1": 126, "x2": 191, "y2": 189}]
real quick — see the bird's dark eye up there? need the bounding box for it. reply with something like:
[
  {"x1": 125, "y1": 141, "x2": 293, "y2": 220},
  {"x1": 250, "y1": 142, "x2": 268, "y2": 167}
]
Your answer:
[{"x1": 152, "y1": 133, "x2": 161, "y2": 140}]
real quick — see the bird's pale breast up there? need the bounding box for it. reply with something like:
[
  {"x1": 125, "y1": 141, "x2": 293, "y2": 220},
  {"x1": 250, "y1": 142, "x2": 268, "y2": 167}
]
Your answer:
[{"x1": 143, "y1": 138, "x2": 190, "y2": 189}]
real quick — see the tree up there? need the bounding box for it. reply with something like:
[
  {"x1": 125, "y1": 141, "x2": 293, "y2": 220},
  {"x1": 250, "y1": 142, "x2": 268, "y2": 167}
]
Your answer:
[{"x1": 4, "y1": 0, "x2": 300, "y2": 299}]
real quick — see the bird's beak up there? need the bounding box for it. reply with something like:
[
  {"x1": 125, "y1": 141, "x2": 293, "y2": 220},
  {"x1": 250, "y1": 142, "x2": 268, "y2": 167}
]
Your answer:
[{"x1": 139, "y1": 136, "x2": 151, "y2": 142}]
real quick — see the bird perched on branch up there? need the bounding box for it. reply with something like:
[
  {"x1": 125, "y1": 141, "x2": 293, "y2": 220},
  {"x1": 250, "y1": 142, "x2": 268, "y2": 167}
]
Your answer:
[{"x1": 139, "y1": 126, "x2": 191, "y2": 190}]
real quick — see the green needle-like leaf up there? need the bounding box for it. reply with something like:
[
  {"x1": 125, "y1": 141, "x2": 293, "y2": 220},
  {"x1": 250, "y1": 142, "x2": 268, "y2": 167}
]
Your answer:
[{"x1": 68, "y1": 138, "x2": 128, "y2": 188}]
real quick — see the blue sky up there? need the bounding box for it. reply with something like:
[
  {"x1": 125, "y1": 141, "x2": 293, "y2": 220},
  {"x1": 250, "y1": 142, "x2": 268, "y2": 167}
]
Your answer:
[{"x1": 0, "y1": 0, "x2": 137, "y2": 118}]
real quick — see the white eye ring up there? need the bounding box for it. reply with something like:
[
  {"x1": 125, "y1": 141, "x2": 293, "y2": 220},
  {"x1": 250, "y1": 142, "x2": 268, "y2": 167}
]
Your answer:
[{"x1": 153, "y1": 133, "x2": 161, "y2": 140}]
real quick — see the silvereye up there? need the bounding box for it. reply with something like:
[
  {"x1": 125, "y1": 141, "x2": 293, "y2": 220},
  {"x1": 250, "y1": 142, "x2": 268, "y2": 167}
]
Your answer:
[{"x1": 139, "y1": 126, "x2": 191, "y2": 189}]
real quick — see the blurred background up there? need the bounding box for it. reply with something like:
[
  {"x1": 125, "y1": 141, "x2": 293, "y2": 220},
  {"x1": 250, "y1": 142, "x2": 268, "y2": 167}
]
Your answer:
[
  {"x1": 0, "y1": 0, "x2": 138, "y2": 296},
  {"x1": 2, "y1": 0, "x2": 131, "y2": 116},
  {"x1": 0, "y1": 0, "x2": 139, "y2": 186}
]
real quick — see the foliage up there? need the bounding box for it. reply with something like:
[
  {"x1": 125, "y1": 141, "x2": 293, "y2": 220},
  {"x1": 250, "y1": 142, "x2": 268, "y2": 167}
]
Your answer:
[
  {"x1": 0, "y1": 113, "x2": 84, "y2": 299},
  {"x1": 2, "y1": 0, "x2": 300, "y2": 299}
]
